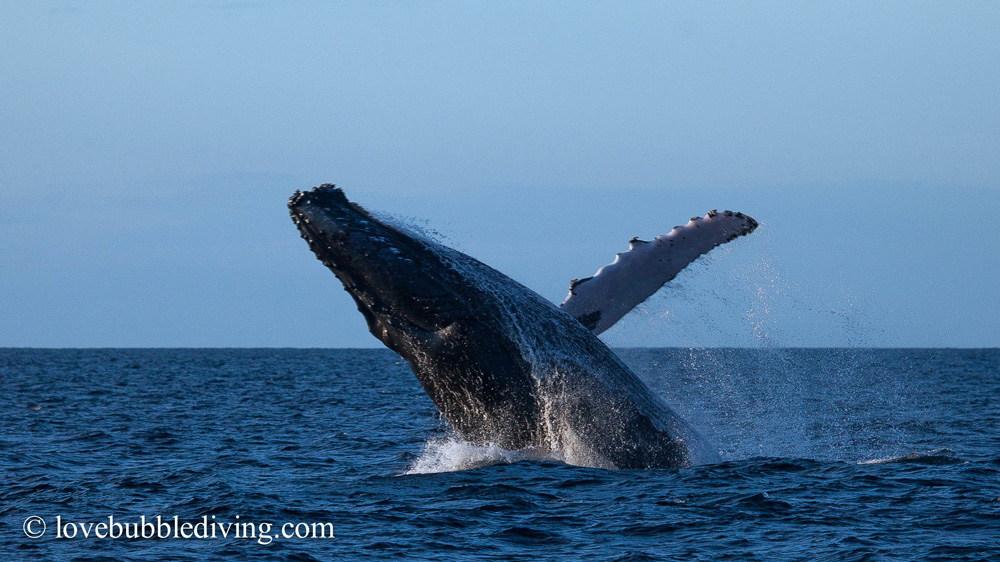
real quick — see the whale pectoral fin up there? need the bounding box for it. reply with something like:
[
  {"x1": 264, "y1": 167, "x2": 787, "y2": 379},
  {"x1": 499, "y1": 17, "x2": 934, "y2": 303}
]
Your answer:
[{"x1": 559, "y1": 210, "x2": 758, "y2": 335}]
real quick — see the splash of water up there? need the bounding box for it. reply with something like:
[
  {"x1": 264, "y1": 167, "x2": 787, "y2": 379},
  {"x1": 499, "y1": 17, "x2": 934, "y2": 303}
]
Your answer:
[
  {"x1": 608, "y1": 227, "x2": 915, "y2": 464},
  {"x1": 404, "y1": 436, "x2": 551, "y2": 474}
]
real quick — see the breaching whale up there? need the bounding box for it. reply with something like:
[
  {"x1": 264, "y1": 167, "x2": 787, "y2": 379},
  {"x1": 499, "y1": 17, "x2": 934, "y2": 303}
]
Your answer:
[{"x1": 289, "y1": 185, "x2": 757, "y2": 469}]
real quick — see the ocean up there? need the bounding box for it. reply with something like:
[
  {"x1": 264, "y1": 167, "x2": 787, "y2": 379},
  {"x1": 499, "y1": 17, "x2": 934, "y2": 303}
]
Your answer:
[{"x1": 3, "y1": 348, "x2": 998, "y2": 561}]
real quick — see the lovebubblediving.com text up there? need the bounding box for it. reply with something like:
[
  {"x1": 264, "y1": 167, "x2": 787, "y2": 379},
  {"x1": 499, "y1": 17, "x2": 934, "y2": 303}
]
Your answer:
[{"x1": 22, "y1": 515, "x2": 335, "y2": 545}]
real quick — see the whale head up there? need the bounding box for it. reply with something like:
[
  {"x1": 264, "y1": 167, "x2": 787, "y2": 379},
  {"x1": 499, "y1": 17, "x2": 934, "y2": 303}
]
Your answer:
[
  {"x1": 288, "y1": 184, "x2": 472, "y2": 356},
  {"x1": 289, "y1": 185, "x2": 545, "y2": 447}
]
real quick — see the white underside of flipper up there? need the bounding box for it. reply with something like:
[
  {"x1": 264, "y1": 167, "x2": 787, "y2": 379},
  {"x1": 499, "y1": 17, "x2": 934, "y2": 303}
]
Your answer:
[{"x1": 559, "y1": 210, "x2": 758, "y2": 335}]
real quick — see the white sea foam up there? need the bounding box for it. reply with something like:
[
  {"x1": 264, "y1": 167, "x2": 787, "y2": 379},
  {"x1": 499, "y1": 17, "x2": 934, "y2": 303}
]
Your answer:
[{"x1": 404, "y1": 437, "x2": 551, "y2": 474}]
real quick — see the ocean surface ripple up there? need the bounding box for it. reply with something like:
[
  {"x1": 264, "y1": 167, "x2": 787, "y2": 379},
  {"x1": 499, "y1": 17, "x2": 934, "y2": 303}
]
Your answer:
[{"x1": 2, "y1": 348, "x2": 998, "y2": 561}]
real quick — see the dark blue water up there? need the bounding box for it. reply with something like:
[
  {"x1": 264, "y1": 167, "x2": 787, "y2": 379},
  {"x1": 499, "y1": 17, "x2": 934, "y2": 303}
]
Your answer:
[{"x1": 3, "y1": 349, "x2": 998, "y2": 561}]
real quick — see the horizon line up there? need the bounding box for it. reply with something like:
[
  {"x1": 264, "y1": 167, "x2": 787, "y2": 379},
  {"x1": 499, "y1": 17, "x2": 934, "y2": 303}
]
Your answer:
[{"x1": 2, "y1": 346, "x2": 997, "y2": 351}]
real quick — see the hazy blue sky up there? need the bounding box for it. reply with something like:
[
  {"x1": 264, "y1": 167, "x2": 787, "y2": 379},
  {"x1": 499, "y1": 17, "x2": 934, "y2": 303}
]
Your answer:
[{"x1": 2, "y1": 2, "x2": 998, "y2": 347}]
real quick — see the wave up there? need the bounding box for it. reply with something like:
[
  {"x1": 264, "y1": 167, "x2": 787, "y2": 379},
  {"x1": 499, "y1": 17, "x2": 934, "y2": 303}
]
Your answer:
[
  {"x1": 406, "y1": 439, "x2": 974, "y2": 474},
  {"x1": 857, "y1": 448, "x2": 966, "y2": 466}
]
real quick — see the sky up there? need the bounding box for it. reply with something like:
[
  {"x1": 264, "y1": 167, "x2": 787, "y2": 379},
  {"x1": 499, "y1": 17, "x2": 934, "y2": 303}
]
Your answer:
[{"x1": 1, "y1": 1, "x2": 998, "y2": 348}]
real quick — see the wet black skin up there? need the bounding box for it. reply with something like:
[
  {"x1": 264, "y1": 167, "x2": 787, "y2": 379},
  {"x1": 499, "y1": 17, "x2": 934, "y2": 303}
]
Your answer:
[{"x1": 288, "y1": 185, "x2": 541, "y2": 448}]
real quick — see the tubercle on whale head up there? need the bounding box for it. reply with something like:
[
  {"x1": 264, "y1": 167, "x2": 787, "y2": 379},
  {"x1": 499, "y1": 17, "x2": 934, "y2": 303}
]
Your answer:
[
  {"x1": 288, "y1": 183, "x2": 350, "y2": 208},
  {"x1": 288, "y1": 184, "x2": 472, "y2": 352},
  {"x1": 288, "y1": 184, "x2": 360, "y2": 242}
]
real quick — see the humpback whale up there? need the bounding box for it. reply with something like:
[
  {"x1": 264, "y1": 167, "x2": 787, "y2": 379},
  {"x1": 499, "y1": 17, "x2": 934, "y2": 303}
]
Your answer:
[{"x1": 289, "y1": 185, "x2": 757, "y2": 469}]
